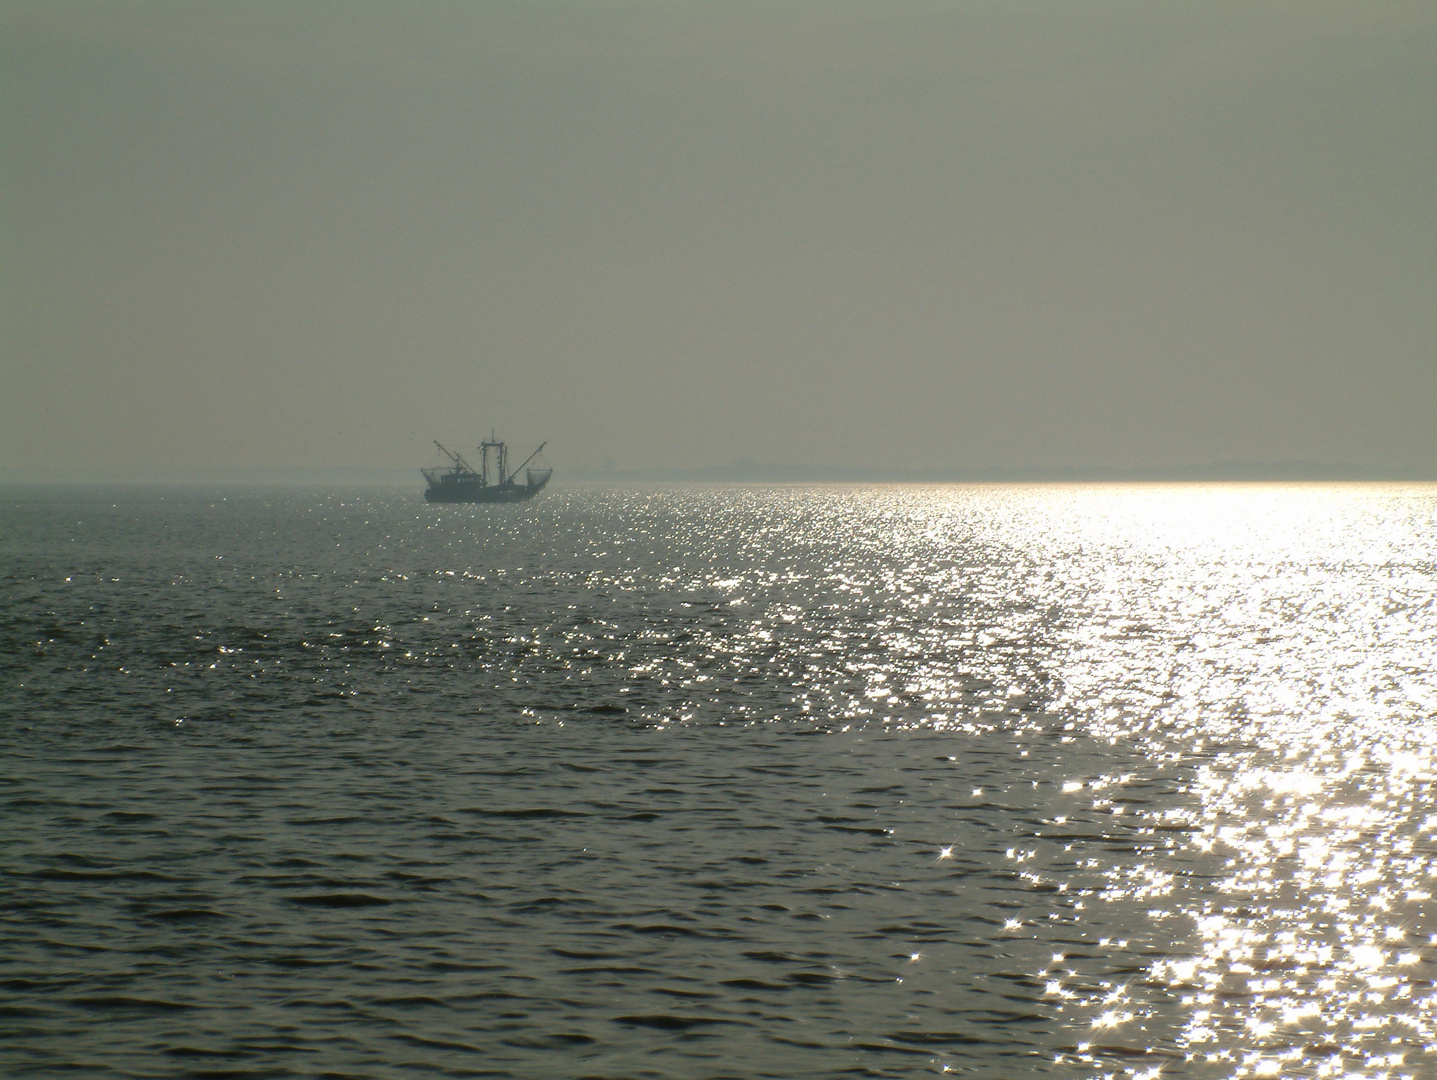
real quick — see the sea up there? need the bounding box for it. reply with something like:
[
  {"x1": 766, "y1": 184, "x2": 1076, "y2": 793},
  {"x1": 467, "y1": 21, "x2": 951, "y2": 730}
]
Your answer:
[{"x1": 2, "y1": 482, "x2": 1435, "y2": 1079}]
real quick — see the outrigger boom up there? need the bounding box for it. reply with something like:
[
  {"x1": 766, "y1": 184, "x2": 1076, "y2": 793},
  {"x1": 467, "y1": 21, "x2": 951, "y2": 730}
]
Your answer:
[{"x1": 509, "y1": 441, "x2": 547, "y2": 479}]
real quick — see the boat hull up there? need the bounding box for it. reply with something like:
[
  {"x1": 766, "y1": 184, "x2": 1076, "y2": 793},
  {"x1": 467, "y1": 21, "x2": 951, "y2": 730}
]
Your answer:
[{"x1": 423, "y1": 474, "x2": 551, "y2": 503}]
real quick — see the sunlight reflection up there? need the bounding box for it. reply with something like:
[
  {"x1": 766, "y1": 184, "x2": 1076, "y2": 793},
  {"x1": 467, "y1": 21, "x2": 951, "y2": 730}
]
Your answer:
[{"x1": 1008, "y1": 486, "x2": 1437, "y2": 1077}]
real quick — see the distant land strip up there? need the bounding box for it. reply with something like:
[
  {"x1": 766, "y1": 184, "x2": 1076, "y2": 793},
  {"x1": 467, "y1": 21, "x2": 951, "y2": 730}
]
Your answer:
[{"x1": 564, "y1": 460, "x2": 1435, "y2": 484}]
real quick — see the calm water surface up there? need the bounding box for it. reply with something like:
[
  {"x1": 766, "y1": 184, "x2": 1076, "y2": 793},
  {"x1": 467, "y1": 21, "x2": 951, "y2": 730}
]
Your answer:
[{"x1": 2, "y1": 483, "x2": 1435, "y2": 1078}]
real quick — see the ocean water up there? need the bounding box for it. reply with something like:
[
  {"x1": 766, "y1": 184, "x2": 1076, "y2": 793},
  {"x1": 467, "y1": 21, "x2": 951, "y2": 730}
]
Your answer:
[{"x1": 2, "y1": 482, "x2": 1435, "y2": 1079}]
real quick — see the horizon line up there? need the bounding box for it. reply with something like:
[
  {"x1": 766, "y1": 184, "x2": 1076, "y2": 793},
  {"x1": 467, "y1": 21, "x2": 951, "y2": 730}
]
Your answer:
[{"x1": 2, "y1": 459, "x2": 1434, "y2": 486}]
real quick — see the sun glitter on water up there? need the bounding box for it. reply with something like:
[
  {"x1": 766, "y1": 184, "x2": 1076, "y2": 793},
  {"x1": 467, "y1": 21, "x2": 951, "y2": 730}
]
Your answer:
[{"x1": 1027, "y1": 485, "x2": 1437, "y2": 1079}]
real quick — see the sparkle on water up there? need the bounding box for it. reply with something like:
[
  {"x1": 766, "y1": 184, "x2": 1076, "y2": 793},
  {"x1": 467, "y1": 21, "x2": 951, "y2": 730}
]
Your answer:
[
  {"x1": 994, "y1": 485, "x2": 1437, "y2": 1079},
  {"x1": 2, "y1": 481, "x2": 1434, "y2": 1078}
]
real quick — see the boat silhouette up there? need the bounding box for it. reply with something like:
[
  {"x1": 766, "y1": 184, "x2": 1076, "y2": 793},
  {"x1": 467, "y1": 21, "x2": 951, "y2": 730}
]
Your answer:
[{"x1": 422, "y1": 434, "x2": 552, "y2": 503}]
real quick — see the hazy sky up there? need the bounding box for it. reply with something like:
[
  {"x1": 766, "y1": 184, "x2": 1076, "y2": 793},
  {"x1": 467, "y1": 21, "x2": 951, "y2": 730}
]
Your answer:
[{"x1": 4, "y1": 2, "x2": 1434, "y2": 478}]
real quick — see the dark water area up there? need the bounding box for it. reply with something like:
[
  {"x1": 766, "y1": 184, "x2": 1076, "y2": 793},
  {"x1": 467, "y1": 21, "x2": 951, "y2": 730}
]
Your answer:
[{"x1": 2, "y1": 483, "x2": 1435, "y2": 1078}]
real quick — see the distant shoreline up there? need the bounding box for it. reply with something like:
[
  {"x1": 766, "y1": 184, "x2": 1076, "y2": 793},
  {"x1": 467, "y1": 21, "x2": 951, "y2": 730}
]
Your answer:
[{"x1": 560, "y1": 461, "x2": 1436, "y2": 484}]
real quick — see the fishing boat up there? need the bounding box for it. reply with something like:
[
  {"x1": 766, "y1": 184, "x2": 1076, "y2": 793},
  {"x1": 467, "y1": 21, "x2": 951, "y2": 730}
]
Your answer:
[{"x1": 422, "y1": 435, "x2": 552, "y2": 503}]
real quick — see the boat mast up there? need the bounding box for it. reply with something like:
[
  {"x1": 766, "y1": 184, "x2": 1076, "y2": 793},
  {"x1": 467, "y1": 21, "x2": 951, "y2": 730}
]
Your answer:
[{"x1": 478, "y1": 429, "x2": 509, "y2": 487}]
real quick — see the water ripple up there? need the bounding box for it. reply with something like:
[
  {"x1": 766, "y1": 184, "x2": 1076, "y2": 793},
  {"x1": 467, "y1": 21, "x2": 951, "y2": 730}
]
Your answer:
[{"x1": 1, "y1": 482, "x2": 1433, "y2": 1077}]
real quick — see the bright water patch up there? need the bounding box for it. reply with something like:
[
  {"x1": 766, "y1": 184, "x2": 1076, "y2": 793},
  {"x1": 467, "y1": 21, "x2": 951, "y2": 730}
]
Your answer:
[{"x1": 1, "y1": 483, "x2": 1434, "y2": 1078}]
